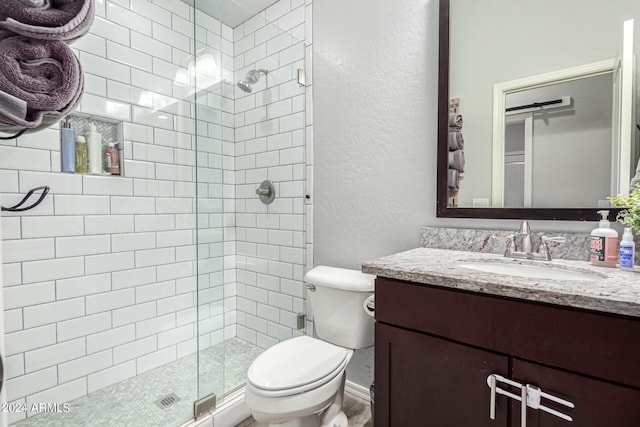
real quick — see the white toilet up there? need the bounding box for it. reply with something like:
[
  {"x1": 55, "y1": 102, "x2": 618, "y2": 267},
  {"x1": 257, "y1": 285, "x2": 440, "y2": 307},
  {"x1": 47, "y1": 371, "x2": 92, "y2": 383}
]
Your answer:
[{"x1": 244, "y1": 266, "x2": 375, "y2": 427}]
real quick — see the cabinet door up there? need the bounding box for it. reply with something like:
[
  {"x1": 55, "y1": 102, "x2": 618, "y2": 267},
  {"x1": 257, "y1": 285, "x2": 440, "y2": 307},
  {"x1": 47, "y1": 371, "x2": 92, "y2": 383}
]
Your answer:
[
  {"x1": 375, "y1": 323, "x2": 509, "y2": 427},
  {"x1": 511, "y1": 359, "x2": 640, "y2": 426}
]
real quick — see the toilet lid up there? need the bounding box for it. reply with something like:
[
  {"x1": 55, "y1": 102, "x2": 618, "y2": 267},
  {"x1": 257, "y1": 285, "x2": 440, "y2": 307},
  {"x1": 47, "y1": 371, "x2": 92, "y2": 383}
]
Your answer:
[{"x1": 248, "y1": 336, "x2": 349, "y2": 391}]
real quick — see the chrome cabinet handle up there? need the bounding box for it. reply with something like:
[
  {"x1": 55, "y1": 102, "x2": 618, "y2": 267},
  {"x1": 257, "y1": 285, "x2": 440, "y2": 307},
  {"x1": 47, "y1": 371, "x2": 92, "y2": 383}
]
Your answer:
[
  {"x1": 489, "y1": 374, "x2": 496, "y2": 420},
  {"x1": 521, "y1": 383, "x2": 528, "y2": 427}
]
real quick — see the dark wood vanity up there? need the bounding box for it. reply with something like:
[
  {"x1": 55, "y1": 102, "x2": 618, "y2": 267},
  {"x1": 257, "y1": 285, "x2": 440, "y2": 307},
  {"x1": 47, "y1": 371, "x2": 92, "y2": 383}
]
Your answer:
[{"x1": 374, "y1": 277, "x2": 640, "y2": 426}]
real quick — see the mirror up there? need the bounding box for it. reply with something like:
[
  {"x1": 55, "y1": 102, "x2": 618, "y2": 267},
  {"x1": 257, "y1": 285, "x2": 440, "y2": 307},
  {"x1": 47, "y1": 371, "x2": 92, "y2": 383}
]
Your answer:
[{"x1": 437, "y1": 0, "x2": 639, "y2": 220}]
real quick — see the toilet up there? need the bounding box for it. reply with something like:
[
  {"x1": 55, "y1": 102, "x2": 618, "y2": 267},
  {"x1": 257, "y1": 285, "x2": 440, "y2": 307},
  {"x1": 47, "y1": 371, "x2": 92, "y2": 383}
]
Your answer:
[{"x1": 244, "y1": 266, "x2": 375, "y2": 427}]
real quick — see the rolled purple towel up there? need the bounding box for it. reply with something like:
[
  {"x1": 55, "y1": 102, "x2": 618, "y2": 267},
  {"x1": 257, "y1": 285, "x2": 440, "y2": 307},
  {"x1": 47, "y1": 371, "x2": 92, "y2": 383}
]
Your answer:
[
  {"x1": 448, "y1": 131, "x2": 464, "y2": 151},
  {"x1": 0, "y1": 30, "x2": 83, "y2": 134},
  {"x1": 449, "y1": 113, "x2": 463, "y2": 129},
  {"x1": 0, "y1": 0, "x2": 94, "y2": 42},
  {"x1": 448, "y1": 168, "x2": 460, "y2": 190},
  {"x1": 448, "y1": 150, "x2": 465, "y2": 172}
]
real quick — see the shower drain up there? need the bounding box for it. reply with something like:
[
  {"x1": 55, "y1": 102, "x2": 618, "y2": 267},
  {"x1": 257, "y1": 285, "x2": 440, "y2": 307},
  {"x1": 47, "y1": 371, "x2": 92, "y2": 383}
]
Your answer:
[{"x1": 154, "y1": 393, "x2": 181, "y2": 409}]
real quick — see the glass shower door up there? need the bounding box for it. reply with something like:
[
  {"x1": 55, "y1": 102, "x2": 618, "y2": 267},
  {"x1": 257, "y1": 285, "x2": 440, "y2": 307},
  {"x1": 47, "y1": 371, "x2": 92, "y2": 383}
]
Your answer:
[
  {"x1": 192, "y1": 0, "x2": 308, "y2": 420},
  {"x1": 193, "y1": 1, "x2": 227, "y2": 416},
  {"x1": 1, "y1": 216, "x2": 6, "y2": 427}
]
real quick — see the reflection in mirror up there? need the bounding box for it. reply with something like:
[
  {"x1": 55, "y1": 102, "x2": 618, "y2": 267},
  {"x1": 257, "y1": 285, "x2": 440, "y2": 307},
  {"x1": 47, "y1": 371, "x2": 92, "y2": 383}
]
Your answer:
[
  {"x1": 498, "y1": 70, "x2": 614, "y2": 209},
  {"x1": 437, "y1": 0, "x2": 640, "y2": 220}
]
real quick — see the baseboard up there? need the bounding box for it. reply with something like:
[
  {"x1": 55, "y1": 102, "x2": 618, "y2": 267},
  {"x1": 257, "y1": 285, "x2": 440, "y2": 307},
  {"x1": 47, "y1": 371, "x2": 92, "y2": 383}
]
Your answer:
[
  {"x1": 179, "y1": 387, "x2": 250, "y2": 427},
  {"x1": 345, "y1": 380, "x2": 371, "y2": 401}
]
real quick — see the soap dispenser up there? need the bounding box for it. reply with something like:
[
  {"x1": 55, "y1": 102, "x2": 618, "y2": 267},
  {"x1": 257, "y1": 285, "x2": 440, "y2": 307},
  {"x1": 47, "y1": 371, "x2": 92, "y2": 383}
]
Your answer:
[{"x1": 589, "y1": 210, "x2": 619, "y2": 267}]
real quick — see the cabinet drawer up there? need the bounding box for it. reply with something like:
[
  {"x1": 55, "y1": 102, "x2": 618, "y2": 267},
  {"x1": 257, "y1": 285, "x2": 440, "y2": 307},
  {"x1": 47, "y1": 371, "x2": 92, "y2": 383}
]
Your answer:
[{"x1": 375, "y1": 277, "x2": 640, "y2": 388}]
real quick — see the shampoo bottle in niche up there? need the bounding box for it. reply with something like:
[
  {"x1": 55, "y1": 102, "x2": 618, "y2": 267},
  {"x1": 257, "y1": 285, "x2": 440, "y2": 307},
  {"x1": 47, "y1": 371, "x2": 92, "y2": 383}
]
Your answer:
[
  {"x1": 619, "y1": 227, "x2": 635, "y2": 270},
  {"x1": 105, "y1": 142, "x2": 120, "y2": 175},
  {"x1": 60, "y1": 118, "x2": 76, "y2": 173},
  {"x1": 86, "y1": 123, "x2": 103, "y2": 175},
  {"x1": 75, "y1": 135, "x2": 87, "y2": 174},
  {"x1": 590, "y1": 210, "x2": 619, "y2": 267}
]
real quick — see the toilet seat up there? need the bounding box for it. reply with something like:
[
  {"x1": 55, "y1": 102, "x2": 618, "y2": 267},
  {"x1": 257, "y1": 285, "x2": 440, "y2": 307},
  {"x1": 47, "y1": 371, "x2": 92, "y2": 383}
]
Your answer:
[{"x1": 248, "y1": 336, "x2": 350, "y2": 397}]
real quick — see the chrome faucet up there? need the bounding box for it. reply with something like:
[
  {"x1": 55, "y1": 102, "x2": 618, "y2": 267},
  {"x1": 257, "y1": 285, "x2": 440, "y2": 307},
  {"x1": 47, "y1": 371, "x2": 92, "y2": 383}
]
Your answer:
[
  {"x1": 518, "y1": 221, "x2": 533, "y2": 254},
  {"x1": 504, "y1": 221, "x2": 566, "y2": 261}
]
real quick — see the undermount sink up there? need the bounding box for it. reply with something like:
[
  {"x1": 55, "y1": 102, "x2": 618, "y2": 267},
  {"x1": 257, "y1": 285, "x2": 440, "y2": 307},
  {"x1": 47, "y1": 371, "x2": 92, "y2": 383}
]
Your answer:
[{"x1": 459, "y1": 261, "x2": 605, "y2": 281}]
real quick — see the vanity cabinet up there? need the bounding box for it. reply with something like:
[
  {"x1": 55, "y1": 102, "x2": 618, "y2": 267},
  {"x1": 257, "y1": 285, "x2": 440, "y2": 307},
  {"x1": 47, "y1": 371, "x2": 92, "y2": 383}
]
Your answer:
[
  {"x1": 374, "y1": 277, "x2": 640, "y2": 427},
  {"x1": 376, "y1": 323, "x2": 509, "y2": 426}
]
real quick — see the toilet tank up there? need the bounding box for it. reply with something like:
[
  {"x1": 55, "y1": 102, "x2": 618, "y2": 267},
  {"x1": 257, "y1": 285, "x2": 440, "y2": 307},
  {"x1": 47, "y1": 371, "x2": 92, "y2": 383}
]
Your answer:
[{"x1": 305, "y1": 266, "x2": 375, "y2": 349}]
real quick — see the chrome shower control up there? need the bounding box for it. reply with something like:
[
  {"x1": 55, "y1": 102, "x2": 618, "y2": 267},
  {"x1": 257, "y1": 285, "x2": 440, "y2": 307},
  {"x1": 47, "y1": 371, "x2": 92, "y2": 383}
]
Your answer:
[{"x1": 255, "y1": 180, "x2": 276, "y2": 204}]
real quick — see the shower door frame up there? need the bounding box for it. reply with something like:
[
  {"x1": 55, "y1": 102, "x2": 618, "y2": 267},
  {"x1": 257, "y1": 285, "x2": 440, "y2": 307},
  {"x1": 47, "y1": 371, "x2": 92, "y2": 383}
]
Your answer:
[{"x1": 0, "y1": 202, "x2": 6, "y2": 427}]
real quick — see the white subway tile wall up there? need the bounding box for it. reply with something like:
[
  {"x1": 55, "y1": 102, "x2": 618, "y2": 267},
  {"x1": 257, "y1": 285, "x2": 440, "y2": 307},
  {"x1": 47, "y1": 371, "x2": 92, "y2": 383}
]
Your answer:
[
  {"x1": 232, "y1": 0, "x2": 309, "y2": 348},
  {"x1": 0, "y1": 0, "x2": 311, "y2": 424}
]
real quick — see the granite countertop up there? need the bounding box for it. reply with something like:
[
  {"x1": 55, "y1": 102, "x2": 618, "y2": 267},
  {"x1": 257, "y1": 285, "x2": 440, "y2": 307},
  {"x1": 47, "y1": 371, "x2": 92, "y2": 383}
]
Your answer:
[{"x1": 362, "y1": 247, "x2": 640, "y2": 318}]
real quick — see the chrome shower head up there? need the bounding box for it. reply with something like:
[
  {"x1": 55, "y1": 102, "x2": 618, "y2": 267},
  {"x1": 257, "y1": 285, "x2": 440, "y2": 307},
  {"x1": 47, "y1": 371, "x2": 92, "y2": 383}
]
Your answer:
[
  {"x1": 237, "y1": 80, "x2": 253, "y2": 93},
  {"x1": 237, "y1": 68, "x2": 268, "y2": 93}
]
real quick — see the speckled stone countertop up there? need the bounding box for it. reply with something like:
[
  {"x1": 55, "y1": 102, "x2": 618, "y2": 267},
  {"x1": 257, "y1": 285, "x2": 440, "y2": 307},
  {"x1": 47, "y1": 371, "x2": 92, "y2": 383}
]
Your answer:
[{"x1": 362, "y1": 247, "x2": 640, "y2": 318}]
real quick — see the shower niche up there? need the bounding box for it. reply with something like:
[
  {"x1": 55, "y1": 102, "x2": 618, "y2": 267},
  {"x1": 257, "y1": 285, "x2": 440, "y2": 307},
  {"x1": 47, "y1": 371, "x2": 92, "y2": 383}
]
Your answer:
[{"x1": 61, "y1": 114, "x2": 124, "y2": 177}]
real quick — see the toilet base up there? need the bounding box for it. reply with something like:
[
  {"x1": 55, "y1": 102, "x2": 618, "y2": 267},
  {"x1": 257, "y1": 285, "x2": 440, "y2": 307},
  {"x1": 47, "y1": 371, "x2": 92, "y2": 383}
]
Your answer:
[
  {"x1": 266, "y1": 414, "x2": 321, "y2": 427},
  {"x1": 264, "y1": 410, "x2": 348, "y2": 427},
  {"x1": 263, "y1": 374, "x2": 349, "y2": 427},
  {"x1": 320, "y1": 410, "x2": 348, "y2": 427},
  {"x1": 318, "y1": 374, "x2": 348, "y2": 427}
]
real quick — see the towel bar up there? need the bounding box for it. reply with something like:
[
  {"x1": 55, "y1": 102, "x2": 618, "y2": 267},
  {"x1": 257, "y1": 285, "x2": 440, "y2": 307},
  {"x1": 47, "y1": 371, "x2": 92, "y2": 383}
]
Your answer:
[{"x1": 1, "y1": 185, "x2": 50, "y2": 212}]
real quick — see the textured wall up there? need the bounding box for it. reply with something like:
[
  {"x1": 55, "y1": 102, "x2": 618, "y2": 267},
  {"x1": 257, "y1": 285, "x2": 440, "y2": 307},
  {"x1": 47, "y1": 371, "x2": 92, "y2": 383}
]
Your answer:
[
  {"x1": 313, "y1": 0, "x2": 435, "y2": 270},
  {"x1": 313, "y1": 0, "x2": 437, "y2": 388}
]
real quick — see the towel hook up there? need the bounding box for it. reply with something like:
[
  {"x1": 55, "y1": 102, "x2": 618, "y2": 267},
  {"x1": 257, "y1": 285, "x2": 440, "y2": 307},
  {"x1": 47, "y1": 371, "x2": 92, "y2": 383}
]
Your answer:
[{"x1": 1, "y1": 186, "x2": 50, "y2": 212}]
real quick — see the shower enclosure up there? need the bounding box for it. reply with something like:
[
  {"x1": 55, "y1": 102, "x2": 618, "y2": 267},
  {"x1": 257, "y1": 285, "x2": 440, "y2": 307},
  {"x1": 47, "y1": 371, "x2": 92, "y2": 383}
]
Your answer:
[{"x1": 0, "y1": 0, "x2": 308, "y2": 425}]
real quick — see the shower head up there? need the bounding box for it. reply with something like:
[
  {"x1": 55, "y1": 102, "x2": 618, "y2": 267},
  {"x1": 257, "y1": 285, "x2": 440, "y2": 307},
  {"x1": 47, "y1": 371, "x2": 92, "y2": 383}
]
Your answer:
[
  {"x1": 237, "y1": 80, "x2": 253, "y2": 93},
  {"x1": 237, "y1": 68, "x2": 268, "y2": 93}
]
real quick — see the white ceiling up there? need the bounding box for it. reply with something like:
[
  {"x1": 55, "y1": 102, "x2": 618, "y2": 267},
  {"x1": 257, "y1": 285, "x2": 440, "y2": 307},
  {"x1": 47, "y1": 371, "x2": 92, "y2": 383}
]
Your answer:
[{"x1": 182, "y1": 0, "x2": 280, "y2": 28}]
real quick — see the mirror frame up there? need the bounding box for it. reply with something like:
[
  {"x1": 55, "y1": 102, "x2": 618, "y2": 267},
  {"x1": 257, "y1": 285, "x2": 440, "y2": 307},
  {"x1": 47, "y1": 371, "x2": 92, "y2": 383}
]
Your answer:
[{"x1": 436, "y1": 0, "x2": 623, "y2": 221}]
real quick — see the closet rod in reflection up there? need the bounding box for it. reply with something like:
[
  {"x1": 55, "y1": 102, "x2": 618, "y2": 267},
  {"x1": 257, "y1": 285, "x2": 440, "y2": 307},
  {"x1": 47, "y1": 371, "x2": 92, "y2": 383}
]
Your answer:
[{"x1": 505, "y1": 98, "x2": 564, "y2": 112}]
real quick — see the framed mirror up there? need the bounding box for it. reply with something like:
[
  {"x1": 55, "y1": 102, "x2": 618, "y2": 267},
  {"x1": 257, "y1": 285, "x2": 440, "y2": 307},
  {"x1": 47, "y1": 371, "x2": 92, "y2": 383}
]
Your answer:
[{"x1": 436, "y1": 0, "x2": 639, "y2": 220}]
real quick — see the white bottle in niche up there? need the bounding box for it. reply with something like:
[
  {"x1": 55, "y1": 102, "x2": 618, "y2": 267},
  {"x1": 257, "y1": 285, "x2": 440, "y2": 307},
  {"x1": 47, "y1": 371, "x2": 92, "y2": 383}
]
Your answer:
[
  {"x1": 60, "y1": 118, "x2": 76, "y2": 173},
  {"x1": 86, "y1": 123, "x2": 103, "y2": 175}
]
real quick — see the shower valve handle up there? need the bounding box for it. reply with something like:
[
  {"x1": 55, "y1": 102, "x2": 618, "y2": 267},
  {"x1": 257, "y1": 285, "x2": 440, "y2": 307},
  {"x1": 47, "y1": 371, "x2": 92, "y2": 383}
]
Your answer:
[{"x1": 256, "y1": 180, "x2": 276, "y2": 204}]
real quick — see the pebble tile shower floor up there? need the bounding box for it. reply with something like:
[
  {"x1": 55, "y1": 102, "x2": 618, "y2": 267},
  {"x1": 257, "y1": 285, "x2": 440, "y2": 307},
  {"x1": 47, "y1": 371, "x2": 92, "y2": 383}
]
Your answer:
[{"x1": 12, "y1": 338, "x2": 263, "y2": 427}]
